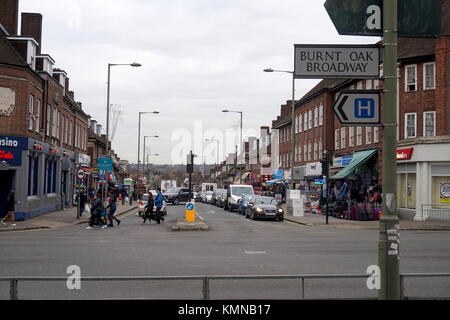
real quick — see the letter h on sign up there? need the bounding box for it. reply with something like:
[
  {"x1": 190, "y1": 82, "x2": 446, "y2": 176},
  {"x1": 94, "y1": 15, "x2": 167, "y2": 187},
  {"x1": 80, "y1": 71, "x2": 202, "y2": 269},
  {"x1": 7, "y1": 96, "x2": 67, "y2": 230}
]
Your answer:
[{"x1": 354, "y1": 98, "x2": 375, "y2": 119}]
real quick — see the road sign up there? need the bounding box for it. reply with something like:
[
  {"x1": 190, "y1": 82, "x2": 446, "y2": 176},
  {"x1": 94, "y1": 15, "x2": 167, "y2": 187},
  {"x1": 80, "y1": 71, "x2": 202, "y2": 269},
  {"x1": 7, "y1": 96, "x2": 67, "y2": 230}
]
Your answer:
[
  {"x1": 77, "y1": 169, "x2": 85, "y2": 180},
  {"x1": 294, "y1": 45, "x2": 380, "y2": 79},
  {"x1": 333, "y1": 91, "x2": 381, "y2": 125},
  {"x1": 98, "y1": 157, "x2": 113, "y2": 173},
  {"x1": 324, "y1": 0, "x2": 441, "y2": 37},
  {"x1": 185, "y1": 202, "x2": 196, "y2": 223}
]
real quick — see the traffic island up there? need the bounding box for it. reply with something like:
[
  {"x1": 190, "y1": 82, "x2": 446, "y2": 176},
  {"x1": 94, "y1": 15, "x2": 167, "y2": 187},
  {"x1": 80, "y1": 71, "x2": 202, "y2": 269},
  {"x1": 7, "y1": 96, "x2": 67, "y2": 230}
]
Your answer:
[{"x1": 172, "y1": 216, "x2": 209, "y2": 231}]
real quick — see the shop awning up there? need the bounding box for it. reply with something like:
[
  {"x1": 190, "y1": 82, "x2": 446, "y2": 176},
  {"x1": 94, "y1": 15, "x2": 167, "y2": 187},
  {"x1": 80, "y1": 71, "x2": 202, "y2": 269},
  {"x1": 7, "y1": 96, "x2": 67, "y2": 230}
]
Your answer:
[
  {"x1": 330, "y1": 149, "x2": 377, "y2": 180},
  {"x1": 241, "y1": 172, "x2": 251, "y2": 180}
]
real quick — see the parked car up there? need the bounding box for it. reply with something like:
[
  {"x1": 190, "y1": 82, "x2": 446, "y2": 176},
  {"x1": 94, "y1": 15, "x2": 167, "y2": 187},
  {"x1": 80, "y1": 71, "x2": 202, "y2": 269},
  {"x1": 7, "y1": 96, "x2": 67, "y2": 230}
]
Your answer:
[
  {"x1": 211, "y1": 189, "x2": 226, "y2": 206},
  {"x1": 245, "y1": 196, "x2": 284, "y2": 221},
  {"x1": 204, "y1": 191, "x2": 214, "y2": 204},
  {"x1": 237, "y1": 194, "x2": 254, "y2": 215},
  {"x1": 225, "y1": 184, "x2": 255, "y2": 212},
  {"x1": 163, "y1": 187, "x2": 191, "y2": 205},
  {"x1": 138, "y1": 192, "x2": 167, "y2": 216},
  {"x1": 218, "y1": 191, "x2": 227, "y2": 208},
  {"x1": 195, "y1": 192, "x2": 203, "y2": 202}
]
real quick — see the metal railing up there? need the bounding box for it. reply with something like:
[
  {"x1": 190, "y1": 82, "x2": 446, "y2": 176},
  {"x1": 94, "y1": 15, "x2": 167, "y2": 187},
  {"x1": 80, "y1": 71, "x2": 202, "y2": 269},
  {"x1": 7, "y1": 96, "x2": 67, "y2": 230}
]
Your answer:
[
  {"x1": 420, "y1": 205, "x2": 450, "y2": 222},
  {"x1": 1, "y1": 273, "x2": 450, "y2": 300}
]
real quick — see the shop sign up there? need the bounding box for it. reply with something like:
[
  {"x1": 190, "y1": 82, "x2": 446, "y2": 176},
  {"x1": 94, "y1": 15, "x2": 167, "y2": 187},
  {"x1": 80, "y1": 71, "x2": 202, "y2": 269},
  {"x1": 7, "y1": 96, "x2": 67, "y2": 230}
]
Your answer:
[
  {"x1": 306, "y1": 162, "x2": 322, "y2": 177},
  {"x1": 33, "y1": 143, "x2": 43, "y2": 151},
  {"x1": 0, "y1": 136, "x2": 27, "y2": 167},
  {"x1": 78, "y1": 153, "x2": 91, "y2": 166},
  {"x1": 440, "y1": 183, "x2": 450, "y2": 203},
  {"x1": 273, "y1": 169, "x2": 284, "y2": 180},
  {"x1": 50, "y1": 147, "x2": 60, "y2": 155},
  {"x1": 397, "y1": 148, "x2": 414, "y2": 160}
]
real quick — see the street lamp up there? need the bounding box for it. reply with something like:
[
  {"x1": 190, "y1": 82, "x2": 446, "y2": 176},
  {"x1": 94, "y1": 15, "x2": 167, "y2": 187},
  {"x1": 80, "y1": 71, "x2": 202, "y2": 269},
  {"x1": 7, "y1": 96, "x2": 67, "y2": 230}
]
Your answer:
[
  {"x1": 222, "y1": 109, "x2": 243, "y2": 183},
  {"x1": 138, "y1": 111, "x2": 160, "y2": 175},
  {"x1": 143, "y1": 135, "x2": 159, "y2": 176},
  {"x1": 106, "y1": 62, "x2": 142, "y2": 159},
  {"x1": 264, "y1": 68, "x2": 296, "y2": 189}
]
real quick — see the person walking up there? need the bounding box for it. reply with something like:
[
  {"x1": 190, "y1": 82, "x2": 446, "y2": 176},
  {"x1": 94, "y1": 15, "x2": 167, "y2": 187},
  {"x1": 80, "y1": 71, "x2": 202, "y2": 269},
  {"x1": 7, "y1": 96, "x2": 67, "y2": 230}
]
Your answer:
[
  {"x1": 79, "y1": 190, "x2": 87, "y2": 217},
  {"x1": 154, "y1": 188, "x2": 164, "y2": 224},
  {"x1": 1, "y1": 190, "x2": 17, "y2": 227},
  {"x1": 143, "y1": 193, "x2": 155, "y2": 224},
  {"x1": 106, "y1": 191, "x2": 121, "y2": 227},
  {"x1": 87, "y1": 193, "x2": 108, "y2": 230}
]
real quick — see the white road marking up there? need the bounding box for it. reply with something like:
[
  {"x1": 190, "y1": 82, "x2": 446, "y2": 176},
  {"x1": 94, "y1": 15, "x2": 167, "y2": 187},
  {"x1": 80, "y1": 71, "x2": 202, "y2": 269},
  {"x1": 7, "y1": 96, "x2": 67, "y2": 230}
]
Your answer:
[{"x1": 245, "y1": 250, "x2": 267, "y2": 255}]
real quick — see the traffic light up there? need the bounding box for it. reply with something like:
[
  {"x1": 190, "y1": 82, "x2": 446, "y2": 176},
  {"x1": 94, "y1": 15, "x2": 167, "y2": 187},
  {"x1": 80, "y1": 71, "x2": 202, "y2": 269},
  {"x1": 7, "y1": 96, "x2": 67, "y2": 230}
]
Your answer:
[{"x1": 320, "y1": 158, "x2": 329, "y2": 177}]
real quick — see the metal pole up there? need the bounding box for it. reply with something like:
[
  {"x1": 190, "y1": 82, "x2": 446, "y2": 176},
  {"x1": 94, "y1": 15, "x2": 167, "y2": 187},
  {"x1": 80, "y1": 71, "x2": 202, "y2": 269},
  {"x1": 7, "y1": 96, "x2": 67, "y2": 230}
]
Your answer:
[
  {"x1": 138, "y1": 113, "x2": 141, "y2": 176},
  {"x1": 379, "y1": 0, "x2": 400, "y2": 300},
  {"x1": 240, "y1": 112, "x2": 243, "y2": 184},
  {"x1": 106, "y1": 64, "x2": 111, "y2": 158},
  {"x1": 291, "y1": 72, "x2": 296, "y2": 190},
  {"x1": 143, "y1": 136, "x2": 146, "y2": 179}
]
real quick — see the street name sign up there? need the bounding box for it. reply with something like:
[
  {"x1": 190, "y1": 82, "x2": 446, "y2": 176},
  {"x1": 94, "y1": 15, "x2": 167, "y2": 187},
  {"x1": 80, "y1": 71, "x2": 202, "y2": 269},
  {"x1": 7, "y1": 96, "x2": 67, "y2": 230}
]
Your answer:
[
  {"x1": 294, "y1": 45, "x2": 380, "y2": 79},
  {"x1": 333, "y1": 91, "x2": 381, "y2": 125},
  {"x1": 324, "y1": 0, "x2": 441, "y2": 37}
]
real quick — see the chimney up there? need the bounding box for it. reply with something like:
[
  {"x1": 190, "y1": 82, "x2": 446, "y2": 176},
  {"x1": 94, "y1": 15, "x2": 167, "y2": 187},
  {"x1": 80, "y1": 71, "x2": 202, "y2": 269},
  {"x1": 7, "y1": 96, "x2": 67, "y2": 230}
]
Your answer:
[
  {"x1": 65, "y1": 77, "x2": 70, "y2": 92},
  {"x1": 21, "y1": 13, "x2": 42, "y2": 54},
  {"x1": 96, "y1": 124, "x2": 102, "y2": 136},
  {"x1": 68, "y1": 90, "x2": 75, "y2": 100},
  {"x1": 0, "y1": 0, "x2": 19, "y2": 36}
]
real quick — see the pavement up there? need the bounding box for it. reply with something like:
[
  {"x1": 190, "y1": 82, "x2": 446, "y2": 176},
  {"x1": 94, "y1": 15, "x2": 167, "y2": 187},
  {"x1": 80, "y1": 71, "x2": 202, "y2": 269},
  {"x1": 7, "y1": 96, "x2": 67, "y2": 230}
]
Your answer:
[
  {"x1": 0, "y1": 202, "x2": 138, "y2": 232},
  {"x1": 282, "y1": 204, "x2": 450, "y2": 230}
]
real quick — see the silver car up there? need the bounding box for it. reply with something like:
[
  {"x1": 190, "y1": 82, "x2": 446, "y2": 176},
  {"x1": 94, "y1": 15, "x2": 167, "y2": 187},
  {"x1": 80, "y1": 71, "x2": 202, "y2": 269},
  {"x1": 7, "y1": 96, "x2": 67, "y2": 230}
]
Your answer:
[{"x1": 138, "y1": 191, "x2": 167, "y2": 216}]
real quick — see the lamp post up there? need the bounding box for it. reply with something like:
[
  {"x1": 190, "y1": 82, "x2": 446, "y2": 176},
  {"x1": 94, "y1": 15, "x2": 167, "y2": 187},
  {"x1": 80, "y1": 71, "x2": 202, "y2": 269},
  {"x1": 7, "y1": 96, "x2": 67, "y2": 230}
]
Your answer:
[
  {"x1": 264, "y1": 68, "x2": 296, "y2": 189},
  {"x1": 143, "y1": 135, "x2": 159, "y2": 177},
  {"x1": 138, "y1": 111, "x2": 159, "y2": 175},
  {"x1": 222, "y1": 109, "x2": 243, "y2": 183},
  {"x1": 106, "y1": 62, "x2": 142, "y2": 159}
]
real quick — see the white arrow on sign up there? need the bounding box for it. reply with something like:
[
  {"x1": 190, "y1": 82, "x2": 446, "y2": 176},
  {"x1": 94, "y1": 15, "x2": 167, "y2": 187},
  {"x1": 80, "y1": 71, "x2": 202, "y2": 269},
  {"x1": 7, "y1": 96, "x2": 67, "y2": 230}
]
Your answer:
[{"x1": 333, "y1": 91, "x2": 381, "y2": 126}]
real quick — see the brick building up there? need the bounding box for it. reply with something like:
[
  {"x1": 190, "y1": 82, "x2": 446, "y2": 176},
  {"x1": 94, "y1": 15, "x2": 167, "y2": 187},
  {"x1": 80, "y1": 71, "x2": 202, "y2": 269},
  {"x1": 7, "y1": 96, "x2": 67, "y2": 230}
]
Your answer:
[{"x1": 0, "y1": 1, "x2": 91, "y2": 220}]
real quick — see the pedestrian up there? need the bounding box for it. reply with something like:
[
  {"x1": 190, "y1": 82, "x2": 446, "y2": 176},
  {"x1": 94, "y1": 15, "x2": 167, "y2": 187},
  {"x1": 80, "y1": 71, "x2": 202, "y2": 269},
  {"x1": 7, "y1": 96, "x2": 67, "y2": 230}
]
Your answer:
[
  {"x1": 129, "y1": 190, "x2": 133, "y2": 206},
  {"x1": 143, "y1": 193, "x2": 155, "y2": 224},
  {"x1": 79, "y1": 190, "x2": 87, "y2": 217},
  {"x1": 1, "y1": 190, "x2": 17, "y2": 227},
  {"x1": 87, "y1": 193, "x2": 108, "y2": 230},
  {"x1": 154, "y1": 188, "x2": 165, "y2": 224},
  {"x1": 106, "y1": 191, "x2": 121, "y2": 227}
]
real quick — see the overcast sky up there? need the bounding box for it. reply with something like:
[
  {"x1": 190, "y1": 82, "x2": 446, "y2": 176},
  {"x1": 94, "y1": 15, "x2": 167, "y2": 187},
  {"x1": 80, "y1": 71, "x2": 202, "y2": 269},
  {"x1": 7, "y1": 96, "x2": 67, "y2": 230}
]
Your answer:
[{"x1": 20, "y1": 0, "x2": 379, "y2": 165}]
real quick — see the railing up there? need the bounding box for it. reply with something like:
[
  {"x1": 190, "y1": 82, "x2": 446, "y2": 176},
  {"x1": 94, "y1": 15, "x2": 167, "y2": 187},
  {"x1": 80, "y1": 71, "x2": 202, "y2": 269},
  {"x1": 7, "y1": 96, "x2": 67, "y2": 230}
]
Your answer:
[
  {"x1": 421, "y1": 205, "x2": 450, "y2": 222},
  {"x1": 1, "y1": 273, "x2": 450, "y2": 300}
]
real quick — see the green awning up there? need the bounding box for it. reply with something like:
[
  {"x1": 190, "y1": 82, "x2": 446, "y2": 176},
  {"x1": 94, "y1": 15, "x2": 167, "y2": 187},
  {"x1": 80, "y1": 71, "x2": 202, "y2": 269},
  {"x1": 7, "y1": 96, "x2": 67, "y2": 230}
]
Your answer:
[{"x1": 330, "y1": 149, "x2": 378, "y2": 179}]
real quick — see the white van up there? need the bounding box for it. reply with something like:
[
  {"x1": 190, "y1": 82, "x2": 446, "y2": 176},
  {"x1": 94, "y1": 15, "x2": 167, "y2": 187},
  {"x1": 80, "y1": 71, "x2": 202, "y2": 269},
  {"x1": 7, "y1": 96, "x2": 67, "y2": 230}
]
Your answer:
[{"x1": 225, "y1": 184, "x2": 254, "y2": 212}]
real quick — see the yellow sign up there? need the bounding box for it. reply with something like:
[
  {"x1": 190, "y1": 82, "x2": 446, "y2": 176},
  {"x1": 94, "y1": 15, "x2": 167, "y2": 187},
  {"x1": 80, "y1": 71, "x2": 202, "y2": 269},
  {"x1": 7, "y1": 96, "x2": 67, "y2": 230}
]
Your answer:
[{"x1": 185, "y1": 202, "x2": 196, "y2": 222}]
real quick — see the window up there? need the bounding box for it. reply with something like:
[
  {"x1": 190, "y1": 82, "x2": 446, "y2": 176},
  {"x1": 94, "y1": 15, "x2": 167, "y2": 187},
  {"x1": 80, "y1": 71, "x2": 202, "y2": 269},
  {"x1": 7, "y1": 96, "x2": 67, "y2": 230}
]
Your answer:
[
  {"x1": 357, "y1": 126, "x2": 362, "y2": 146},
  {"x1": 405, "y1": 65, "x2": 417, "y2": 92},
  {"x1": 304, "y1": 144, "x2": 308, "y2": 162},
  {"x1": 303, "y1": 113, "x2": 308, "y2": 131},
  {"x1": 366, "y1": 127, "x2": 372, "y2": 144},
  {"x1": 423, "y1": 111, "x2": 436, "y2": 137},
  {"x1": 52, "y1": 108, "x2": 57, "y2": 137},
  {"x1": 68, "y1": 121, "x2": 72, "y2": 146},
  {"x1": 349, "y1": 127, "x2": 355, "y2": 147},
  {"x1": 28, "y1": 95, "x2": 34, "y2": 130},
  {"x1": 335, "y1": 129, "x2": 340, "y2": 150},
  {"x1": 308, "y1": 110, "x2": 313, "y2": 129},
  {"x1": 366, "y1": 80, "x2": 373, "y2": 90},
  {"x1": 318, "y1": 141, "x2": 322, "y2": 159},
  {"x1": 295, "y1": 115, "x2": 299, "y2": 133},
  {"x1": 357, "y1": 81, "x2": 363, "y2": 90},
  {"x1": 319, "y1": 104, "x2": 324, "y2": 126},
  {"x1": 46, "y1": 105, "x2": 51, "y2": 136},
  {"x1": 299, "y1": 114, "x2": 302, "y2": 132},
  {"x1": 56, "y1": 111, "x2": 61, "y2": 140},
  {"x1": 423, "y1": 63, "x2": 435, "y2": 90},
  {"x1": 341, "y1": 127, "x2": 346, "y2": 149},
  {"x1": 309, "y1": 143, "x2": 312, "y2": 161},
  {"x1": 298, "y1": 144, "x2": 302, "y2": 162},
  {"x1": 314, "y1": 108, "x2": 319, "y2": 127},
  {"x1": 374, "y1": 127, "x2": 379, "y2": 143},
  {"x1": 374, "y1": 79, "x2": 380, "y2": 89},
  {"x1": 313, "y1": 142, "x2": 317, "y2": 160},
  {"x1": 405, "y1": 113, "x2": 417, "y2": 138},
  {"x1": 35, "y1": 99, "x2": 41, "y2": 133}
]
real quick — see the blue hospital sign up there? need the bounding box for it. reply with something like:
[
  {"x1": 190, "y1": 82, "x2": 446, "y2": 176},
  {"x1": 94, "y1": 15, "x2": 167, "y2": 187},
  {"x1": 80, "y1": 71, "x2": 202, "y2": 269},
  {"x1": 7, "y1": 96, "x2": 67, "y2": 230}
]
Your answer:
[
  {"x1": 354, "y1": 98, "x2": 375, "y2": 119},
  {"x1": 333, "y1": 91, "x2": 380, "y2": 126}
]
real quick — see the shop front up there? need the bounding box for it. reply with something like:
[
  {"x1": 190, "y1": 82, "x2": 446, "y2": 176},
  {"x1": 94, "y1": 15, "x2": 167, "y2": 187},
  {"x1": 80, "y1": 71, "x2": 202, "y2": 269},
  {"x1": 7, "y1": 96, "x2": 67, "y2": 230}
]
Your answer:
[
  {"x1": 303, "y1": 162, "x2": 323, "y2": 214},
  {"x1": 396, "y1": 143, "x2": 450, "y2": 221},
  {"x1": 329, "y1": 149, "x2": 381, "y2": 221}
]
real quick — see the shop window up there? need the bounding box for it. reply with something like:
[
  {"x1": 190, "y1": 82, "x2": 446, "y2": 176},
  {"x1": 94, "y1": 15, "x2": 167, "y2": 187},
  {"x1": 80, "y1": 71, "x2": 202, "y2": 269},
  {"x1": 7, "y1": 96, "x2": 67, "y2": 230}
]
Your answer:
[
  {"x1": 52, "y1": 160, "x2": 57, "y2": 193},
  {"x1": 405, "y1": 65, "x2": 417, "y2": 92},
  {"x1": 405, "y1": 113, "x2": 417, "y2": 139},
  {"x1": 33, "y1": 156, "x2": 39, "y2": 196},
  {"x1": 28, "y1": 95, "x2": 34, "y2": 131},
  {"x1": 349, "y1": 127, "x2": 355, "y2": 147},
  {"x1": 432, "y1": 177, "x2": 450, "y2": 207},
  {"x1": 366, "y1": 127, "x2": 372, "y2": 144},
  {"x1": 397, "y1": 173, "x2": 416, "y2": 209},
  {"x1": 423, "y1": 62, "x2": 435, "y2": 90},
  {"x1": 28, "y1": 156, "x2": 33, "y2": 196},
  {"x1": 335, "y1": 129, "x2": 340, "y2": 150},
  {"x1": 423, "y1": 111, "x2": 436, "y2": 137},
  {"x1": 47, "y1": 160, "x2": 52, "y2": 194}
]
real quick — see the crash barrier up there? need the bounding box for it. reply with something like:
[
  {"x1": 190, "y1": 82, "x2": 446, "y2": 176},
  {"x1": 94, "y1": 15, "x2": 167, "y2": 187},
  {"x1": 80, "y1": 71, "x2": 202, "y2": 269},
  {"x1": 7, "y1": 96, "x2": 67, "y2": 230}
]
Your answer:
[
  {"x1": 1, "y1": 273, "x2": 449, "y2": 300},
  {"x1": 420, "y1": 205, "x2": 450, "y2": 222}
]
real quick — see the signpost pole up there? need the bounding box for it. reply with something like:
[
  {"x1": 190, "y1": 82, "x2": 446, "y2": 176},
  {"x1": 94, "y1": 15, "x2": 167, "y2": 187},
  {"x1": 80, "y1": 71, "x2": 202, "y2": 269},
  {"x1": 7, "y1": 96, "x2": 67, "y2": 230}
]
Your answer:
[{"x1": 378, "y1": 0, "x2": 400, "y2": 300}]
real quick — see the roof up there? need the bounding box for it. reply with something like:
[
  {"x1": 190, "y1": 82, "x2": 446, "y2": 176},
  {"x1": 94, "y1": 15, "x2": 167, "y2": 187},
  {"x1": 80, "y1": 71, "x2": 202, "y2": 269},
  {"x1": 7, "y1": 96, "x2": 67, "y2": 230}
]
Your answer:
[
  {"x1": 397, "y1": 37, "x2": 436, "y2": 61},
  {"x1": 0, "y1": 31, "x2": 27, "y2": 67}
]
